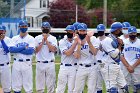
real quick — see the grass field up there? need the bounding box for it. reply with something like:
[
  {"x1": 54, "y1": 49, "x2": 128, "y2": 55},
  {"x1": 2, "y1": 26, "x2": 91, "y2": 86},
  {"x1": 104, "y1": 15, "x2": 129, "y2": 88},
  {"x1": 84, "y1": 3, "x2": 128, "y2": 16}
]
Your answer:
[{"x1": 9, "y1": 55, "x2": 132, "y2": 93}]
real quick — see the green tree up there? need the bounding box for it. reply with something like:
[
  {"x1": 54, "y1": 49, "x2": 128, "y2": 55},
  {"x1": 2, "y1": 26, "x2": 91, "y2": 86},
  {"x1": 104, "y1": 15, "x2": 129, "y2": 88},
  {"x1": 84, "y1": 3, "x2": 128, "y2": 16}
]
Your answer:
[
  {"x1": 76, "y1": 0, "x2": 103, "y2": 9},
  {"x1": 0, "y1": 0, "x2": 10, "y2": 17},
  {"x1": 110, "y1": 0, "x2": 140, "y2": 27}
]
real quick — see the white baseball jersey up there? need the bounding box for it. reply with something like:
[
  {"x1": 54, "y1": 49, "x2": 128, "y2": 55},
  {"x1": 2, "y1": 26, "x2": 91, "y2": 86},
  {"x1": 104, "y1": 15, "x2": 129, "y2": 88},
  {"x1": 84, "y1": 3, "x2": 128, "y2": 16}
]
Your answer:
[
  {"x1": 122, "y1": 38, "x2": 140, "y2": 65},
  {"x1": 76, "y1": 36, "x2": 99, "y2": 64},
  {"x1": 35, "y1": 34, "x2": 57, "y2": 61},
  {"x1": 59, "y1": 37, "x2": 76, "y2": 65},
  {"x1": 11, "y1": 34, "x2": 35, "y2": 60},
  {"x1": 0, "y1": 36, "x2": 12, "y2": 64},
  {"x1": 96, "y1": 37, "x2": 104, "y2": 61},
  {"x1": 99, "y1": 36, "x2": 127, "y2": 90},
  {"x1": 11, "y1": 34, "x2": 35, "y2": 92},
  {"x1": 0, "y1": 36, "x2": 12, "y2": 92},
  {"x1": 56, "y1": 37, "x2": 77, "y2": 93},
  {"x1": 100, "y1": 37, "x2": 120, "y2": 64}
]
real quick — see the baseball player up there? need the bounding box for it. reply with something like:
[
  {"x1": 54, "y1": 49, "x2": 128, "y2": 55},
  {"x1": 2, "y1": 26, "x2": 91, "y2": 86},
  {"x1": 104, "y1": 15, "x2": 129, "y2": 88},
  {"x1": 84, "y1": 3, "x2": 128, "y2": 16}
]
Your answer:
[
  {"x1": 120, "y1": 22, "x2": 131, "y2": 41},
  {"x1": 121, "y1": 26, "x2": 140, "y2": 93},
  {"x1": 98, "y1": 22, "x2": 128, "y2": 93},
  {"x1": 95, "y1": 24, "x2": 106, "y2": 93},
  {"x1": 9, "y1": 20, "x2": 35, "y2": 93},
  {"x1": 73, "y1": 23, "x2": 99, "y2": 93},
  {"x1": 35, "y1": 22, "x2": 57, "y2": 93},
  {"x1": 0, "y1": 25, "x2": 12, "y2": 93},
  {"x1": 56, "y1": 25, "x2": 77, "y2": 93}
]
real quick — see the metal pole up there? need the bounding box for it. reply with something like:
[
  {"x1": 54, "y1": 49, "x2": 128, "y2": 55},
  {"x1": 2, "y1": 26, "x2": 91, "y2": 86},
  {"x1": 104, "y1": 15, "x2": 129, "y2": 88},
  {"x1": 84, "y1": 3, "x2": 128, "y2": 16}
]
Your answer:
[
  {"x1": 76, "y1": 4, "x2": 78, "y2": 22},
  {"x1": 10, "y1": 0, "x2": 14, "y2": 18},
  {"x1": 23, "y1": 0, "x2": 26, "y2": 20},
  {"x1": 103, "y1": 0, "x2": 107, "y2": 27}
]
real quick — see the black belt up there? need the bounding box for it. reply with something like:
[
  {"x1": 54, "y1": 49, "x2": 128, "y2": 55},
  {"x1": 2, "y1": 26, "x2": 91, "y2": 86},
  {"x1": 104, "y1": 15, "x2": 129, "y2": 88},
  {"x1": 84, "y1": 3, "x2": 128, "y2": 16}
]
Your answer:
[
  {"x1": 61, "y1": 63, "x2": 77, "y2": 66},
  {"x1": 80, "y1": 63, "x2": 96, "y2": 67},
  {"x1": 97, "y1": 60, "x2": 102, "y2": 63},
  {"x1": 14, "y1": 58, "x2": 30, "y2": 62},
  {"x1": 111, "y1": 62, "x2": 119, "y2": 65},
  {"x1": 0, "y1": 62, "x2": 9, "y2": 66},
  {"x1": 37, "y1": 60, "x2": 54, "y2": 63}
]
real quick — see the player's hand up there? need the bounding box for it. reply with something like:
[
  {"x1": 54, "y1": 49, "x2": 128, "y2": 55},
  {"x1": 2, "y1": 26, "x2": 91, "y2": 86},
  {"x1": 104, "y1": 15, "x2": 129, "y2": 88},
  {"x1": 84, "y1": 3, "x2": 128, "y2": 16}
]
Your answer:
[
  {"x1": 43, "y1": 33, "x2": 49, "y2": 41},
  {"x1": 75, "y1": 34, "x2": 81, "y2": 45},
  {"x1": 126, "y1": 65, "x2": 134, "y2": 73},
  {"x1": 86, "y1": 35, "x2": 90, "y2": 43},
  {"x1": 117, "y1": 38, "x2": 123, "y2": 45},
  {"x1": 73, "y1": 34, "x2": 78, "y2": 44},
  {"x1": 41, "y1": 38, "x2": 45, "y2": 45},
  {"x1": 87, "y1": 31, "x2": 94, "y2": 37}
]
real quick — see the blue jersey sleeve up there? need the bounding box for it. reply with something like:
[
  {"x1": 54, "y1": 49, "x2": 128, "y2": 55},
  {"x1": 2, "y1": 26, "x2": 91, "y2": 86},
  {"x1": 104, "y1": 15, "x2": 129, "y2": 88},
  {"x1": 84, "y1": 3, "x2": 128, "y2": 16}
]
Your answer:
[
  {"x1": 20, "y1": 47, "x2": 34, "y2": 55},
  {"x1": 9, "y1": 46, "x2": 25, "y2": 53},
  {"x1": 1, "y1": 40, "x2": 9, "y2": 53}
]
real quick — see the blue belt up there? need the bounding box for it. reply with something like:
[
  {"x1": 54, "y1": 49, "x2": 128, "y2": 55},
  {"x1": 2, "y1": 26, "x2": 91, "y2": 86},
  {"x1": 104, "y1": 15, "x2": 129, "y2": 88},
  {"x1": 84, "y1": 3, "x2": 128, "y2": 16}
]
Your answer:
[
  {"x1": 0, "y1": 62, "x2": 9, "y2": 66},
  {"x1": 61, "y1": 63, "x2": 77, "y2": 66},
  {"x1": 14, "y1": 58, "x2": 30, "y2": 62},
  {"x1": 37, "y1": 60, "x2": 54, "y2": 63}
]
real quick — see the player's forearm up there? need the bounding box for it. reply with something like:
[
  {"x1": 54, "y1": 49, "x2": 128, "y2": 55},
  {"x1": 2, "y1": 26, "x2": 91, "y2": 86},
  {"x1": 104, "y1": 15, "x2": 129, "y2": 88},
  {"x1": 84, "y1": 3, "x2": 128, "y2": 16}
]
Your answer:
[
  {"x1": 64, "y1": 42, "x2": 77, "y2": 56},
  {"x1": 88, "y1": 42, "x2": 97, "y2": 56},
  {"x1": 20, "y1": 47, "x2": 34, "y2": 55},
  {"x1": 132, "y1": 58, "x2": 140, "y2": 68},
  {"x1": 46, "y1": 40, "x2": 57, "y2": 52},
  {"x1": 35, "y1": 43, "x2": 43, "y2": 53},
  {"x1": 74, "y1": 44, "x2": 81, "y2": 58},
  {"x1": 9, "y1": 46, "x2": 25, "y2": 53},
  {"x1": 120, "y1": 55, "x2": 130, "y2": 67}
]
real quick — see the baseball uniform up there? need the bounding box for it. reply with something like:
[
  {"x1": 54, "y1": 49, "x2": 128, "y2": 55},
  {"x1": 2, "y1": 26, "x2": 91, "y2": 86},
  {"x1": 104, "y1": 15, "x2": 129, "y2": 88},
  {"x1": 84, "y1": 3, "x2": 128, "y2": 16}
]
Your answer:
[
  {"x1": 0, "y1": 36, "x2": 12, "y2": 93},
  {"x1": 35, "y1": 34, "x2": 57, "y2": 93},
  {"x1": 56, "y1": 37, "x2": 77, "y2": 93},
  {"x1": 121, "y1": 26, "x2": 140, "y2": 93},
  {"x1": 73, "y1": 36, "x2": 99, "y2": 93},
  {"x1": 9, "y1": 20, "x2": 35, "y2": 93}
]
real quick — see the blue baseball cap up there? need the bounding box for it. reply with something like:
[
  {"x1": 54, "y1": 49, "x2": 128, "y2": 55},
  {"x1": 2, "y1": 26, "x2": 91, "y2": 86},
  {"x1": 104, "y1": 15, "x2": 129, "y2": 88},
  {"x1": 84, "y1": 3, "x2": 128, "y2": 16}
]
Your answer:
[
  {"x1": 128, "y1": 26, "x2": 137, "y2": 34},
  {"x1": 73, "y1": 22, "x2": 80, "y2": 30},
  {"x1": 122, "y1": 22, "x2": 131, "y2": 29},
  {"x1": 65, "y1": 25, "x2": 75, "y2": 31},
  {"x1": 0, "y1": 25, "x2": 6, "y2": 31},
  {"x1": 77, "y1": 23, "x2": 87, "y2": 31},
  {"x1": 0, "y1": 25, "x2": 4, "y2": 30},
  {"x1": 110, "y1": 22, "x2": 122, "y2": 32},
  {"x1": 2, "y1": 25, "x2": 6, "y2": 31},
  {"x1": 42, "y1": 22, "x2": 51, "y2": 28},
  {"x1": 97, "y1": 24, "x2": 106, "y2": 32},
  {"x1": 19, "y1": 20, "x2": 28, "y2": 27}
]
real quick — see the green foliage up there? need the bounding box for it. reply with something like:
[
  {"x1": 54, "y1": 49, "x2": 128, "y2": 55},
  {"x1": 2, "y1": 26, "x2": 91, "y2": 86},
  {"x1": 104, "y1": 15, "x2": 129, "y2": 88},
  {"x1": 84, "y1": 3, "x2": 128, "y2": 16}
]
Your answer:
[
  {"x1": 76, "y1": 0, "x2": 103, "y2": 9},
  {"x1": 76, "y1": 0, "x2": 140, "y2": 27},
  {"x1": 0, "y1": 0, "x2": 10, "y2": 17}
]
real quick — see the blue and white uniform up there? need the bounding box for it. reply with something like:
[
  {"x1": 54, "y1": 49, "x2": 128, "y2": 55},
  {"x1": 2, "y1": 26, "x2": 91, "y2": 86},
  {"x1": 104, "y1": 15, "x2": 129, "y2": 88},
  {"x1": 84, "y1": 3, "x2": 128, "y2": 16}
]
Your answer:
[
  {"x1": 99, "y1": 22, "x2": 127, "y2": 93},
  {"x1": 122, "y1": 26, "x2": 140, "y2": 93},
  {"x1": 35, "y1": 22, "x2": 57, "y2": 93},
  {"x1": 56, "y1": 25, "x2": 77, "y2": 93},
  {"x1": 9, "y1": 20, "x2": 35, "y2": 93},
  {"x1": 73, "y1": 23, "x2": 99, "y2": 93},
  {"x1": 0, "y1": 25, "x2": 12, "y2": 93}
]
